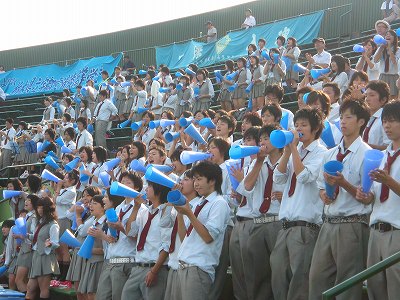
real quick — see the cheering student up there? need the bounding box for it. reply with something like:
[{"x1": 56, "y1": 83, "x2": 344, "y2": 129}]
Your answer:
[
  {"x1": 319, "y1": 54, "x2": 349, "y2": 95},
  {"x1": 114, "y1": 76, "x2": 128, "y2": 118},
  {"x1": 26, "y1": 197, "x2": 60, "y2": 300},
  {"x1": 341, "y1": 71, "x2": 369, "y2": 103},
  {"x1": 63, "y1": 97, "x2": 76, "y2": 123},
  {"x1": 78, "y1": 99, "x2": 92, "y2": 122},
  {"x1": 283, "y1": 37, "x2": 302, "y2": 89},
  {"x1": 74, "y1": 117, "x2": 93, "y2": 154},
  {"x1": 5, "y1": 179, "x2": 26, "y2": 219},
  {"x1": 95, "y1": 173, "x2": 142, "y2": 300},
  {"x1": 61, "y1": 127, "x2": 76, "y2": 159},
  {"x1": 38, "y1": 128, "x2": 57, "y2": 160},
  {"x1": 128, "y1": 80, "x2": 148, "y2": 122},
  {"x1": 154, "y1": 111, "x2": 175, "y2": 152},
  {"x1": 296, "y1": 86, "x2": 314, "y2": 110},
  {"x1": 129, "y1": 141, "x2": 147, "y2": 165},
  {"x1": 260, "y1": 103, "x2": 282, "y2": 127},
  {"x1": 162, "y1": 84, "x2": 177, "y2": 116},
  {"x1": 249, "y1": 54, "x2": 266, "y2": 112},
  {"x1": 322, "y1": 82, "x2": 341, "y2": 122},
  {"x1": 263, "y1": 48, "x2": 286, "y2": 87},
  {"x1": 231, "y1": 57, "x2": 251, "y2": 110},
  {"x1": 40, "y1": 97, "x2": 55, "y2": 124},
  {"x1": 81, "y1": 146, "x2": 108, "y2": 189},
  {"x1": 271, "y1": 107, "x2": 327, "y2": 300},
  {"x1": 355, "y1": 39, "x2": 379, "y2": 81},
  {"x1": 14, "y1": 121, "x2": 30, "y2": 165},
  {"x1": 355, "y1": 100, "x2": 400, "y2": 300},
  {"x1": 193, "y1": 70, "x2": 213, "y2": 112},
  {"x1": 309, "y1": 99, "x2": 371, "y2": 300},
  {"x1": 263, "y1": 84, "x2": 294, "y2": 129},
  {"x1": 175, "y1": 75, "x2": 192, "y2": 118},
  {"x1": 134, "y1": 111, "x2": 156, "y2": 149},
  {"x1": 175, "y1": 161, "x2": 230, "y2": 300},
  {"x1": 109, "y1": 145, "x2": 131, "y2": 182},
  {"x1": 217, "y1": 60, "x2": 235, "y2": 111},
  {"x1": 0, "y1": 118, "x2": 16, "y2": 171},
  {"x1": 3, "y1": 220, "x2": 17, "y2": 290},
  {"x1": 232, "y1": 112, "x2": 263, "y2": 147}
]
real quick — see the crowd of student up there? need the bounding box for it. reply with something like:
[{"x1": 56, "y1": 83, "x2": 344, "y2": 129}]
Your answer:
[{"x1": 0, "y1": 15, "x2": 400, "y2": 300}]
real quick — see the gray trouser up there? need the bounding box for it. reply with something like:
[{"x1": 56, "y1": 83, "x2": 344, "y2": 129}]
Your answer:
[
  {"x1": 309, "y1": 222, "x2": 369, "y2": 300},
  {"x1": 270, "y1": 225, "x2": 319, "y2": 300},
  {"x1": 0, "y1": 148, "x2": 12, "y2": 171},
  {"x1": 95, "y1": 120, "x2": 109, "y2": 149},
  {"x1": 178, "y1": 266, "x2": 212, "y2": 300},
  {"x1": 121, "y1": 265, "x2": 168, "y2": 300},
  {"x1": 367, "y1": 228, "x2": 400, "y2": 300},
  {"x1": 96, "y1": 262, "x2": 134, "y2": 300},
  {"x1": 164, "y1": 268, "x2": 181, "y2": 300}
]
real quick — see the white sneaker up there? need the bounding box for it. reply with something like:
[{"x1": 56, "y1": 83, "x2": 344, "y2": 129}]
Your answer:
[{"x1": 20, "y1": 170, "x2": 29, "y2": 179}]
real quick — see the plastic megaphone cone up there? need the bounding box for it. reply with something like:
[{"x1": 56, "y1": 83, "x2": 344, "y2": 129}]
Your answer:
[
  {"x1": 397, "y1": 28, "x2": 400, "y2": 37},
  {"x1": 87, "y1": 124, "x2": 94, "y2": 134},
  {"x1": 152, "y1": 76, "x2": 160, "y2": 81},
  {"x1": 99, "y1": 172, "x2": 111, "y2": 187},
  {"x1": 282, "y1": 56, "x2": 291, "y2": 69},
  {"x1": 110, "y1": 181, "x2": 141, "y2": 198},
  {"x1": 44, "y1": 156, "x2": 60, "y2": 170},
  {"x1": 138, "y1": 107, "x2": 149, "y2": 114},
  {"x1": 226, "y1": 159, "x2": 241, "y2": 191},
  {"x1": 65, "y1": 157, "x2": 80, "y2": 172},
  {"x1": 37, "y1": 142, "x2": 43, "y2": 153},
  {"x1": 214, "y1": 70, "x2": 224, "y2": 82},
  {"x1": 321, "y1": 121, "x2": 336, "y2": 148},
  {"x1": 41, "y1": 169, "x2": 62, "y2": 183},
  {"x1": 159, "y1": 87, "x2": 171, "y2": 93},
  {"x1": 48, "y1": 151, "x2": 59, "y2": 161},
  {"x1": 147, "y1": 164, "x2": 173, "y2": 173},
  {"x1": 61, "y1": 145, "x2": 73, "y2": 154},
  {"x1": 180, "y1": 151, "x2": 212, "y2": 165},
  {"x1": 362, "y1": 149, "x2": 385, "y2": 193},
  {"x1": 280, "y1": 111, "x2": 289, "y2": 130},
  {"x1": 245, "y1": 82, "x2": 254, "y2": 94},
  {"x1": 227, "y1": 83, "x2": 238, "y2": 93},
  {"x1": 3, "y1": 190, "x2": 22, "y2": 199},
  {"x1": 40, "y1": 140, "x2": 50, "y2": 152},
  {"x1": 121, "y1": 81, "x2": 131, "y2": 88},
  {"x1": 131, "y1": 121, "x2": 143, "y2": 131},
  {"x1": 247, "y1": 97, "x2": 253, "y2": 110},
  {"x1": 179, "y1": 117, "x2": 193, "y2": 127},
  {"x1": 105, "y1": 157, "x2": 121, "y2": 171},
  {"x1": 110, "y1": 79, "x2": 118, "y2": 85},
  {"x1": 310, "y1": 68, "x2": 331, "y2": 80},
  {"x1": 176, "y1": 83, "x2": 183, "y2": 91},
  {"x1": 167, "y1": 190, "x2": 187, "y2": 206},
  {"x1": 184, "y1": 124, "x2": 207, "y2": 145},
  {"x1": 138, "y1": 69, "x2": 147, "y2": 75},
  {"x1": 77, "y1": 235, "x2": 95, "y2": 259},
  {"x1": 118, "y1": 119, "x2": 132, "y2": 128},
  {"x1": 373, "y1": 34, "x2": 387, "y2": 45},
  {"x1": 55, "y1": 136, "x2": 65, "y2": 147},
  {"x1": 185, "y1": 68, "x2": 196, "y2": 76},
  {"x1": 130, "y1": 159, "x2": 147, "y2": 173},
  {"x1": 149, "y1": 120, "x2": 161, "y2": 129},
  {"x1": 160, "y1": 119, "x2": 176, "y2": 128},
  {"x1": 165, "y1": 132, "x2": 180, "y2": 143},
  {"x1": 193, "y1": 87, "x2": 200, "y2": 97},
  {"x1": 270, "y1": 130, "x2": 295, "y2": 148},
  {"x1": 0, "y1": 265, "x2": 8, "y2": 277},
  {"x1": 324, "y1": 160, "x2": 344, "y2": 199},
  {"x1": 229, "y1": 145, "x2": 260, "y2": 159},
  {"x1": 175, "y1": 71, "x2": 183, "y2": 78},
  {"x1": 353, "y1": 44, "x2": 365, "y2": 53},
  {"x1": 261, "y1": 50, "x2": 270, "y2": 60},
  {"x1": 273, "y1": 53, "x2": 280, "y2": 64},
  {"x1": 303, "y1": 92, "x2": 310, "y2": 104},
  {"x1": 15, "y1": 217, "x2": 27, "y2": 236},
  {"x1": 226, "y1": 71, "x2": 238, "y2": 81},
  {"x1": 60, "y1": 229, "x2": 82, "y2": 247},
  {"x1": 80, "y1": 87, "x2": 88, "y2": 97},
  {"x1": 80, "y1": 164, "x2": 89, "y2": 182},
  {"x1": 198, "y1": 118, "x2": 216, "y2": 129},
  {"x1": 105, "y1": 208, "x2": 119, "y2": 238},
  {"x1": 293, "y1": 63, "x2": 308, "y2": 73},
  {"x1": 145, "y1": 166, "x2": 176, "y2": 188}
]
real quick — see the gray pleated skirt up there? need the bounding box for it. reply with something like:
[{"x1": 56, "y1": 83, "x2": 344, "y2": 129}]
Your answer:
[
  {"x1": 8, "y1": 257, "x2": 17, "y2": 275},
  {"x1": 232, "y1": 85, "x2": 246, "y2": 100},
  {"x1": 29, "y1": 251, "x2": 60, "y2": 278},
  {"x1": 251, "y1": 83, "x2": 265, "y2": 98},
  {"x1": 66, "y1": 248, "x2": 85, "y2": 282},
  {"x1": 192, "y1": 100, "x2": 211, "y2": 113},
  {"x1": 16, "y1": 251, "x2": 33, "y2": 269},
  {"x1": 124, "y1": 98, "x2": 134, "y2": 114},
  {"x1": 218, "y1": 89, "x2": 232, "y2": 102},
  {"x1": 380, "y1": 73, "x2": 399, "y2": 95},
  {"x1": 175, "y1": 103, "x2": 191, "y2": 118},
  {"x1": 78, "y1": 260, "x2": 104, "y2": 293},
  {"x1": 58, "y1": 218, "x2": 71, "y2": 237}
]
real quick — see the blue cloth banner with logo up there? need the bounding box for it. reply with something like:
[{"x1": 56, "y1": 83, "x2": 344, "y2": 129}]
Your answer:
[
  {"x1": 0, "y1": 53, "x2": 123, "y2": 99},
  {"x1": 156, "y1": 11, "x2": 324, "y2": 70}
]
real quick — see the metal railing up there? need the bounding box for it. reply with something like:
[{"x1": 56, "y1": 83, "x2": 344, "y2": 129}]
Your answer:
[
  {"x1": 0, "y1": 162, "x2": 46, "y2": 182},
  {"x1": 322, "y1": 250, "x2": 400, "y2": 299}
]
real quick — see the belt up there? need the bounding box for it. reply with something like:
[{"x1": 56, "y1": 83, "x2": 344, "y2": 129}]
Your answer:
[
  {"x1": 372, "y1": 222, "x2": 399, "y2": 233},
  {"x1": 254, "y1": 215, "x2": 279, "y2": 224},
  {"x1": 324, "y1": 214, "x2": 368, "y2": 225},
  {"x1": 109, "y1": 257, "x2": 134, "y2": 264},
  {"x1": 236, "y1": 216, "x2": 252, "y2": 222},
  {"x1": 134, "y1": 262, "x2": 156, "y2": 268},
  {"x1": 282, "y1": 220, "x2": 319, "y2": 230},
  {"x1": 178, "y1": 261, "x2": 197, "y2": 270}
]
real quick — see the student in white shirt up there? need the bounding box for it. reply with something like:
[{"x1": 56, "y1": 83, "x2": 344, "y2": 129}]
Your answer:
[
  {"x1": 63, "y1": 97, "x2": 76, "y2": 123},
  {"x1": 134, "y1": 111, "x2": 156, "y2": 149},
  {"x1": 241, "y1": 8, "x2": 256, "y2": 29},
  {"x1": 355, "y1": 100, "x2": 400, "y2": 300},
  {"x1": 306, "y1": 37, "x2": 332, "y2": 69},
  {"x1": 82, "y1": 146, "x2": 108, "y2": 190},
  {"x1": 78, "y1": 99, "x2": 92, "y2": 122},
  {"x1": 74, "y1": 117, "x2": 93, "y2": 154},
  {"x1": 283, "y1": 37, "x2": 302, "y2": 89},
  {"x1": 363, "y1": 80, "x2": 391, "y2": 150},
  {"x1": 232, "y1": 57, "x2": 252, "y2": 110},
  {"x1": 162, "y1": 84, "x2": 177, "y2": 115},
  {"x1": 309, "y1": 99, "x2": 371, "y2": 300},
  {"x1": 175, "y1": 161, "x2": 230, "y2": 300},
  {"x1": 114, "y1": 76, "x2": 128, "y2": 118},
  {"x1": 0, "y1": 118, "x2": 16, "y2": 171},
  {"x1": 127, "y1": 79, "x2": 148, "y2": 122},
  {"x1": 356, "y1": 39, "x2": 380, "y2": 81},
  {"x1": 322, "y1": 82, "x2": 341, "y2": 122},
  {"x1": 41, "y1": 97, "x2": 56, "y2": 124},
  {"x1": 320, "y1": 54, "x2": 349, "y2": 95},
  {"x1": 249, "y1": 55, "x2": 266, "y2": 112},
  {"x1": 63, "y1": 127, "x2": 76, "y2": 154},
  {"x1": 271, "y1": 107, "x2": 327, "y2": 300},
  {"x1": 263, "y1": 48, "x2": 287, "y2": 87},
  {"x1": 263, "y1": 84, "x2": 295, "y2": 130}
]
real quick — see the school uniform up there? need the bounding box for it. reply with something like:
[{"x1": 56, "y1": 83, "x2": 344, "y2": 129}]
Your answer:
[
  {"x1": 79, "y1": 107, "x2": 92, "y2": 121},
  {"x1": 130, "y1": 90, "x2": 148, "y2": 121},
  {"x1": 0, "y1": 126, "x2": 16, "y2": 171},
  {"x1": 64, "y1": 106, "x2": 76, "y2": 120},
  {"x1": 217, "y1": 71, "x2": 234, "y2": 103},
  {"x1": 175, "y1": 87, "x2": 192, "y2": 118},
  {"x1": 4, "y1": 228, "x2": 19, "y2": 275},
  {"x1": 93, "y1": 99, "x2": 118, "y2": 149},
  {"x1": 309, "y1": 137, "x2": 371, "y2": 300},
  {"x1": 96, "y1": 200, "x2": 137, "y2": 300},
  {"x1": 232, "y1": 68, "x2": 251, "y2": 100},
  {"x1": 264, "y1": 60, "x2": 286, "y2": 86},
  {"x1": 134, "y1": 126, "x2": 156, "y2": 149},
  {"x1": 114, "y1": 85, "x2": 128, "y2": 115},
  {"x1": 41, "y1": 106, "x2": 55, "y2": 123},
  {"x1": 88, "y1": 162, "x2": 108, "y2": 189},
  {"x1": 362, "y1": 107, "x2": 390, "y2": 146},
  {"x1": 163, "y1": 93, "x2": 177, "y2": 115},
  {"x1": 14, "y1": 129, "x2": 28, "y2": 164},
  {"x1": 367, "y1": 143, "x2": 400, "y2": 300},
  {"x1": 150, "y1": 93, "x2": 164, "y2": 118},
  {"x1": 377, "y1": 46, "x2": 400, "y2": 95},
  {"x1": 29, "y1": 220, "x2": 60, "y2": 278},
  {"x1": 250, "y1": 65, "x2": 265, "y2": 98},
  {"x1": 328, "y1": 102, "x2": 340, "y2": 123},
  {"x1": 8, "y1": 192, "x2": 26, "y2": 219},
  {"x1": 320, "y1": 118, "x2": 343, "y2": 149},
  {"x1": 357, "y1": 55, "x2": 380, "y2": 81},
  {"x1": 56, "y1": 186, "x2": 77, "y2": 237},
  {"x1": 16, "y1": 211, "x2": 36, "y2": 269},
  {"x1": 271, "y1": 139, "x2": 327, "y2": 300},
  {"x1": 283, "y1": 46, "x2": 301, "y2": 81},
  {"x1": 193, "y1": 81, "x2": 212, "y2": 112},
  {"x1": 177, "y1": 192, "x2": 230, "y2": 300},
  {"x1": 75, "y1": 129, "x2": 93, "y2": 150},
  {"x1": 77, "y1": 161, "x2": 96, "y2": 195}
]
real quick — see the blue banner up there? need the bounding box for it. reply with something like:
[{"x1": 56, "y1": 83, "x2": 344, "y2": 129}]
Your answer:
[
  {"x1": 156, "y1": 11, "x2": 324, "y2": 69},
  {"x1": 0, "y1": 53, "x2": 123, "y2": 99}
]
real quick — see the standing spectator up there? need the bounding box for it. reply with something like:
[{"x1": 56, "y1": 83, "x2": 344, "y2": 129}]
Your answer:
[
  {"x1": 382, "y1": 0, "x2": 394, "y2": 19},
  {"x1": 0, "y1": 65, "x2": 5, "y2": 73},
  {"x1": 276, "y1": 36, "x2": 286, "y2": 55},
  {"x1": 283, "y1": 37, "x2": 301, "y2": 89},
  {"x1": 384, "y1": 0, "x2": 400, "y2": 22},
  {"x1": 356, "y1": 39, "x2": 380, "y2": 81},
  {"x1": 375, "y1": 20, "x2": 391, "y2": 36},
  {"x1": 305, "y1": 37, "x2": 332, "y2": 69},
  {"x1": 122, "y1": 55, "x2": 136, "y2": 76},
  {"x1": 0, "y1": 86, "x2": 6, "y2": 101},
  {"x1": 204, "y1": 21, "x2": 217, "y2": 43},
  {"x1": 0, "y1": 118, "x2": 16, "y2": 171},
  {"x1": 256, "y1": 38, "x2": 268, "y2": 65},
  {"x1": 241, "y1": 8, "x2": 256, "y2": 29}
]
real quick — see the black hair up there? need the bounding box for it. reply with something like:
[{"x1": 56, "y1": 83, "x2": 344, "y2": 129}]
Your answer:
[
  {"x1": 45, "y1": 128, "x2": 56, "y2": 140},
  {"x1": 131, "y1": 141, "x2": 146, "y2": 159},
  {"x1": 105, "y1": 189, "x2": 125, "y2": 208},
  {"x1": 277, "y1": 35, "x2": 286, "y2": 45},
  {"x1": 208, "y1": 137, "x2": 230, "y2": 161},
  {"x1": 242, "y1": 112, "x2": 263, "y2": 126},
  {"x1": 143, "y1": 111, "x2": 155, "y2": 121},
  {"x1": 7, "y1": 178, "x2": 23, "y2": 191},
  {"x1": 76, "y1": 116, "x2": 87, "y2": 128},
  {"x1": 67, "y1": 169, "x2": 80, "y2": 186},
  {"x1": 382, "y1": 100, "x2": 400, "y2": 122},
  {"x1": 64, "y1": 127, "x2": 76, "y2": 140},
  {"x1": 93, "y1": 146, "x2": 107, "y2": 163},
  {"x1": 264, "y1": 84, "x2": 284, "y2": 102},
  {"x1": 147, "y1": 181, "x2": 170, "y2": 204},
  {"x1": 26, "y1": 194, "x2": 39, "y2": 210},
  {"x1": 120, "y1": 172, "x2": 143, "y2": 192},
  {"x1": 261, "y1": 103, "x2": 282, "y2": 123},
  {"x1": 259, "y1": 124, "x2": 281, "y2": 139},
  {"x1": 191, "y1": 161, "x2": 223, "y2": 195},
  {"x1": 293, "y1": 107, "x2": 324, "y2": 139},
  {"x1": 243, "y1": 126, "x2": 261, "y2": 144},
  {"x1": 79, "y1": 146, "x2": 93, "y2": 163},
  {"x1": 63, "y1": 113, "x2": 72, "y2": 122},
  {"x1": 99, "y1": 90, "x2": 108, "y2": 98},
  {"x1": 135, "y1": 79, "x2": 145, "y2": 89},
  {"x1": 64, "y1": 154, "x2": 74, "y2": 162},
  {"x1": 331, "y1": 55, "x2": 346, "y2": 75},
  {"x1": 2, "y1": 220, "x2": 15, "y2": 229},
  {"x1": 27, "y1": 174, "x2": 42, "y2": 194},
  {"x1": 322, "y1": 83, "x2": 340, "y2": 98},
  {"x1": 339, "y1": 99, "x2": 370, "y2": 135},
  {"x1": 306, "y1": 91, "x2": 331, "y2": 118},
  {"x1": 36, "y1": 197, "x2": 58, "y2": 224},
  {"x1": 92, "y1": 195, "x2": 105, "y2": 208},
  {"x1": 83, "y1": 186, "x2": 102, "y2": 197},
  {"x1": 366, "y1": 80, "x2": 390, "y2": 103},
  {"x1": 218, "y1": 115, "x2": 237, "y2": 136},
  {"x1": 65, "y1": 97, "x2": 72, "y2": 106}
]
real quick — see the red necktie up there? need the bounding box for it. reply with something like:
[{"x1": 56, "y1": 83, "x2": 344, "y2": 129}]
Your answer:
[
  {"x1": 168, "y1": 218, "x2": 178, "y2": 253},
  {"x1": 4, "y1": 130, "x2": 9, "y2": 145},
  {"x1": 76, "y1": 134, "x2": 82, "y2": 148},
  {"x1": 385, "y1": 52, "x2": 390, "y2": 73},
  {"x1": 137, "y1": 209, "x2": 159, "y2": 251},
  {"x1": 32, "y1": 223, "x2": 45, "y2": 245},
  {"x1": 334, "y1": 148, "x2": 351, "y2": 198},
  {"x1": 88, "y1": 166, "x2": 97, "y2": 184},
  {"x1": 95, "y1": 101, "x2": 104, "y2": 118},
  {"x1": 186, "y1": 200, "x2": 208, "y2": 236},
  {"x1": 14, "y1": 197, "x2": 20, "y2": 218},
  {"x1": 380, "y1": 151, "x2": 400, "y2": 202},
  {"x1": 362, "y1": 117, "x2": 377, "y2": 143},
  {"x1": 239, "y1": 158, "x2": 247, "y2": 207},
  {"x1": 363, "y1": 62, "x2": 368, "y2": 72},
  {"x1": 288, "y1": 151, "x2": 310, "y2": 197},
  {"x1": 260, "y1": 163, "x2": 274, "y2": 214}
]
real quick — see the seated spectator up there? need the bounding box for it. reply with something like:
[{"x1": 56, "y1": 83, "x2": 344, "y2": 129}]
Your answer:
[
  {"x1": 382, "y1": 0, "x2": 394, "y2": 19},
  {"x1": 241, "y1": 8, "x2": 256, "y2": 29},
  {"x1": 305, "y1": 37, "x2": 332, "y2": 69},
  {"x1": 375, "y1": 19, "x2": 391, "y2": 36},
  {"x1": 384, "y1": 0, "x2": 400, "y2": 22}
]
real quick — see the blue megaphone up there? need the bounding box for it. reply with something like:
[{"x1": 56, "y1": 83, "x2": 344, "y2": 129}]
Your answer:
[
  {"x1": 353, "y1": 44, "x2": 365, "y2": 53},
  {"x1": 247, "y1": 97, "x2": 253, "y2": 110},
  {"x1": 15, "y1": 217, "x2": 27, "y2": 236},
  {"x1": 145, "y1": 166, "x2": 176, "y2": 188},
  {"x1": 270, "y1": 130, "x2": 295, "y2": 148},
  {"x1": 397, "y1": 28, "x2": 400, "y2": 37},
  {"x1": 184, "y1": 124, "x2": 207, "y2": 145},
  {"x1": 226, "y1": 159, "x2": 241, "y2": 191},
  {"x1": 310, "y1": 68, "x2": 331, "y2": 80},
  {"x1": 121, "y1": 81, "x2": 131, "y2": 88},
  {"x1": 245, "y1": 82, "x2": 254, "y2": 94},
  {"x1": 118, "y1": 119, "x2": 131, "y2": 128},
  {"x1": 293, "y1": 63, "x2": 308, "y2": 74},
  {"x1": 179, "y1": 117, "x2": 193, "y2": 127},
  {"x1": 44, "y1": 155, "x2": 60, "y2": 170},
  {"x1": 273, "y1": 53, "x2": 280, "y2": 64},
  {"x1": 61, "y1": 145, "x2": 73, "y2": 154},
  {"x1": 47, "y1": 151, "x2": 59, "y2": 161},
  {"x1": 303, "y1": 92, "x2": 310, "y2": 104},
  {"x1": 0, "y1": 266, "x2": 8, "y2": 277},
  {"x1": 160, "y1": 119, "x2": 176, "y2": 128},
  {"x1": 180, "y1": 151, "x2": 212, "y2": 165},
  {"x1": 87, "y1": 124, "x2": 94, "y2": 134},
  {"x1": 152, "y1": 76, "x2": 160, "y2": 81},
  {"x1": 321, "y1": 121, "x2": 336, "y2": 148},
  {"x1": 41, "y1": 169, "x2": 62, "y2": 183},
  {"x1": 167, "y1": 190, "x2": 187, "y2": 206},
  {"x1": 131, "y1": 121, "x2": 143, "y2": 131},
  {"x1": 198, "y1": 118, "x2": 216, "y2": 129},
  {"x1": 77, "y1": 235, "x2": 95, "y2": 259},
  {"x1": 105, "y1": 157, "x2": 121, "y2": 171},
  {"x1": 99, "y1": 171, "x2": 111, "y2": 187},
  {"x1": 130, "y1": 159, "x2": 147, "y2": 173},
  {"x1": 280, "y1": 111, "x2": 289, "y2": 130},
  {"x1": 227, "y1": 83, "x2": 238, "y2": 93},
  {"x1": 60, "y1": 229, "x2": 82, "y2": 248},
  {"x1": 80, "y1": 164, "x2": 89, "y2": 182},
  {"x1": 373, "y1": 34, "x2": 387, "y2": 45},
  {"x1": 282, "y1": 56, "x2": 291, "y2": 69},
  {"x1": 110, "y1": 181, "x2": 141, "y2": 198},
  {"x1": 165, "y1": 132, "x2": 180, "y2": 143},
  {"x1": 324, "y1": 160, "x2": 344, "y2": 199},
  {"x1": 229, "y1": 145, "x2": 260, "y2": 159},
  {"x1": 214, "y1": 70, "x2": 224, "y2": 83},
  {"x1": 225, "y1": 71, "x2": 237, "y2": 81},
  {"x1": 159, "y1": 87, "x2": 171, "y2": 93},
  {"x1": 105, "y1": 208, "x2": 118, "y2": 238},
  {"x1": 110, "y1": 79, "x2": 118, "y2": 85},
  {"x1": 193, "y1": 87, "x2": 200, "y2": 97},
  {"x1": 176, "y1": 83, "x2": 183, "y2": 91},
  {"x1": 71, "y1": 202, "x2": 85, "y2": 231},
  {"x1": 39, "y1": 140, "x2": 50, "y2": 152},
  {"x1": 137, "y1": 107, "x2": 149, "y2": 114},
  {"x1": 147, "y1": 164, "x2": 173, "y2": 173},
  {"x1": 261, "y1": 50, "x2": 270, "y2": 60},
  {"x1": 149, "y1": 120, "x2": 161, "y2": 129},
  {"x1": 362, "y1": 149, "x2": 384, "y2": 193},
  {"x1": 185, "y1": 68, "x2": 196, "y2": 76},
  {"x1": 3, "y1": 190, "x2": 22, "y2": 199},
  {"x1": 65, "y1": 157, "x2": 80, "y2": 172},
  {"x1": 138, "y1": 70, "x2": 147, "y2": 75},
  {"x1": 80, "y1": 87, "x2": 88, "y2": 97},
  {"x1": 55, "y1": 136, "x2": 65, "y2": 147},
  {"x1": 175, "y1": 71, "x2": 183, "y2": 78}
]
